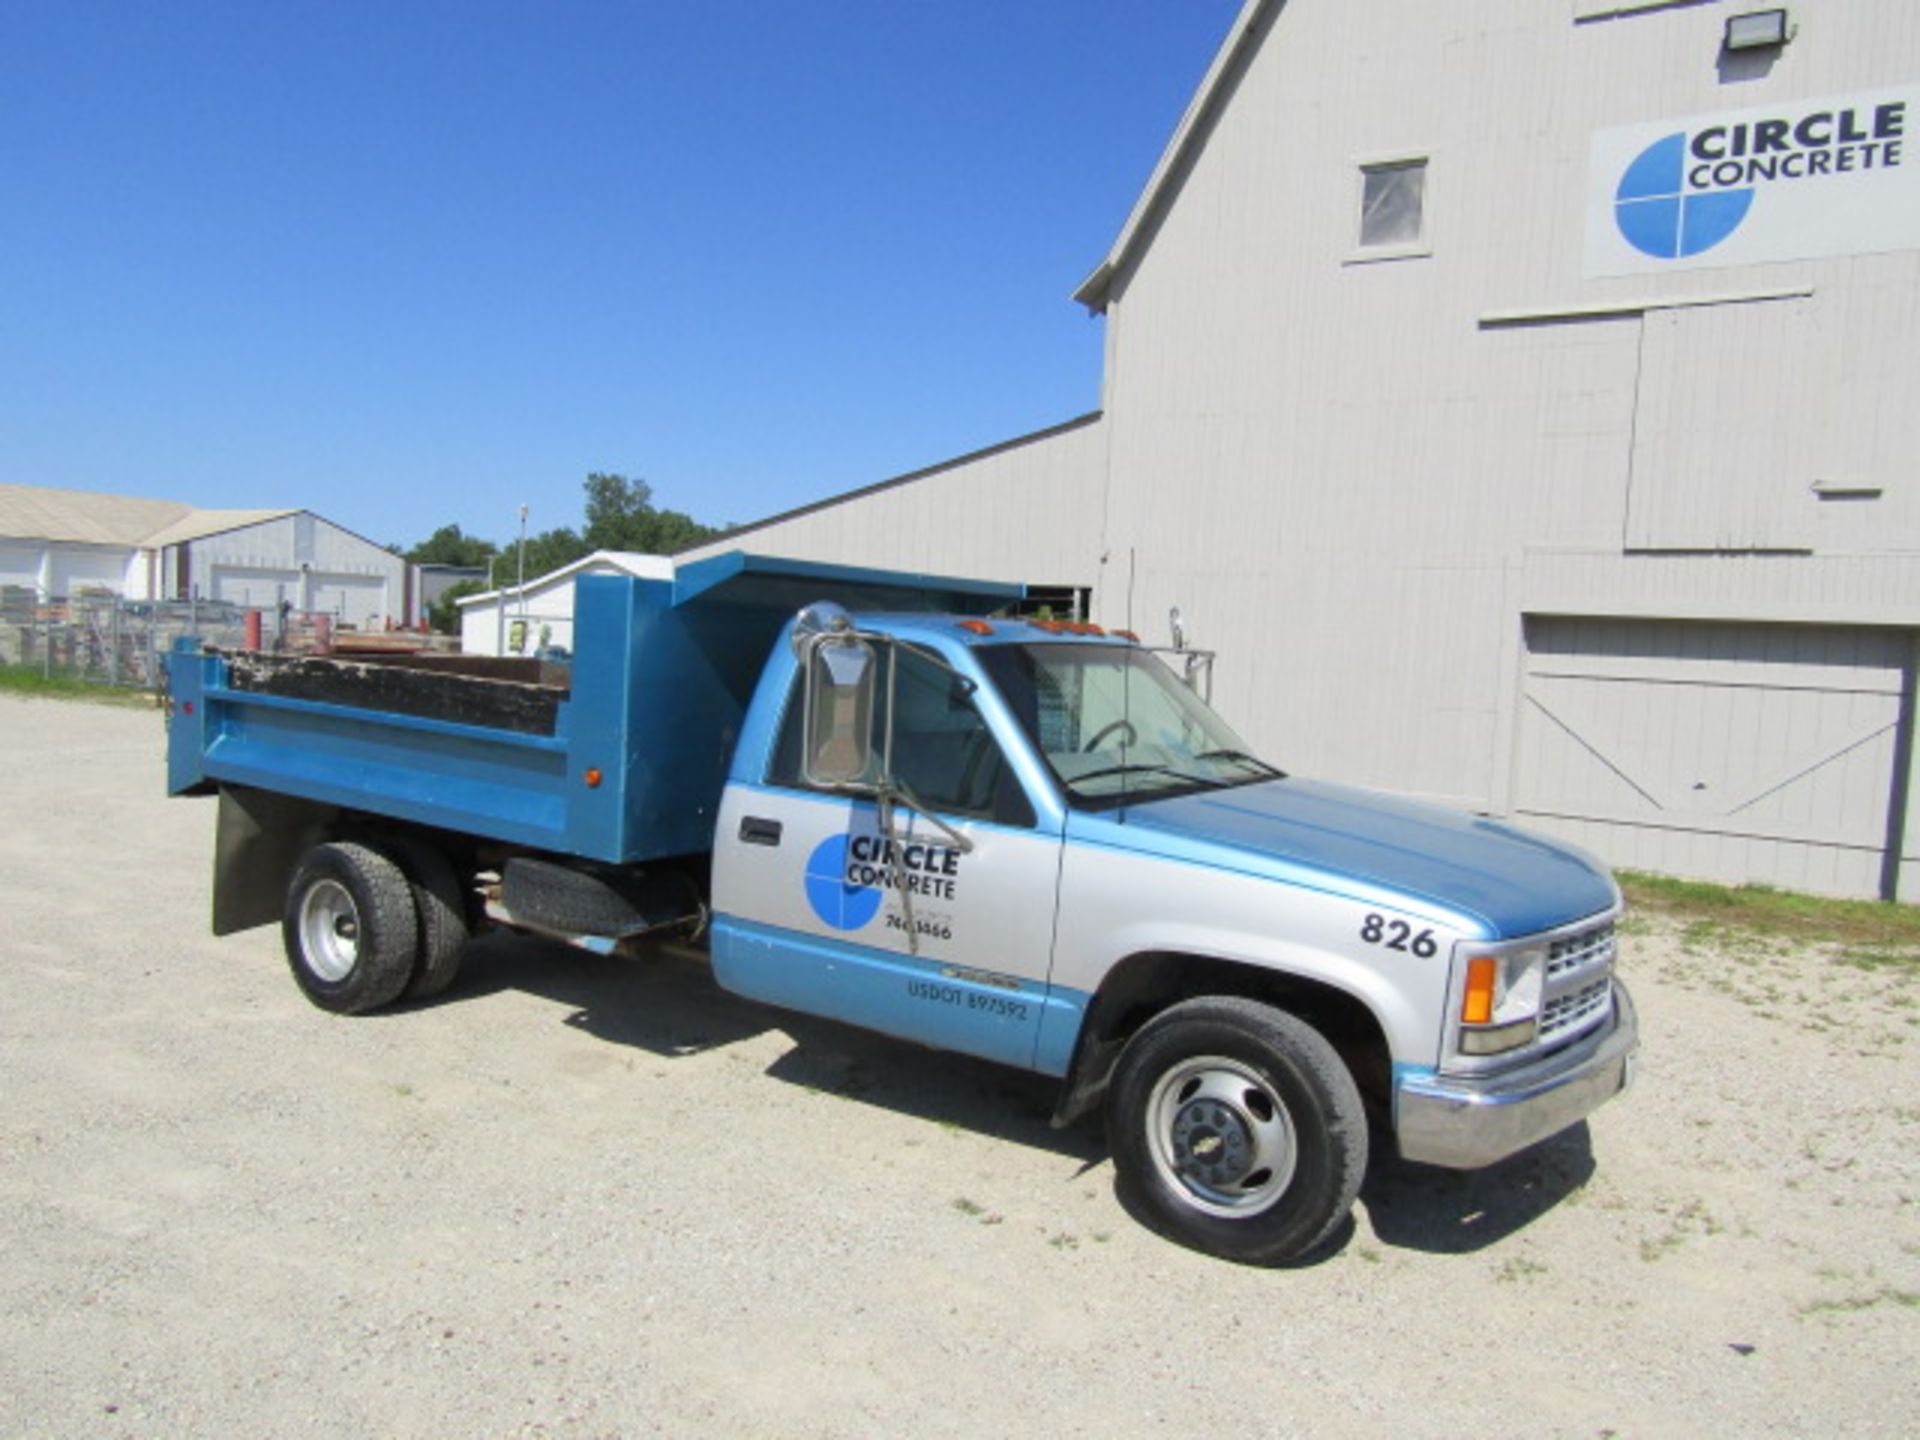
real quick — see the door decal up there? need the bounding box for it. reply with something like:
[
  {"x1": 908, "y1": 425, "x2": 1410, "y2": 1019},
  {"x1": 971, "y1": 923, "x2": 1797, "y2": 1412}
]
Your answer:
[{"x1": 804, "y1": 834, "x2": 885, "y2": 931}]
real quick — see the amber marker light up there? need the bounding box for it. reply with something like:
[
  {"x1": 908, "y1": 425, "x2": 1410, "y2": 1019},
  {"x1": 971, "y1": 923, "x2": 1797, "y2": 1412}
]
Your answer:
[
  {"x1": 584, "y1": 768, "x2": 603, "y2": 788},
  {"x1": 1462, "y1": 956, "x2": 1497, "y2": 1025},
  {"x1": 957, "y1": 620, "x2": 994, "y2": 635}
]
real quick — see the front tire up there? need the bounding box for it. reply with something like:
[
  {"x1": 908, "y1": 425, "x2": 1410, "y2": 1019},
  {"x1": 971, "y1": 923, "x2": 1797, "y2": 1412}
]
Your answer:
[
  {"x1": 283, "y1": 842, "x2": 419, "y2": 1014},
  {"x1": 1107, "y1": 997, "x2": 1367, "y2": 1265}
]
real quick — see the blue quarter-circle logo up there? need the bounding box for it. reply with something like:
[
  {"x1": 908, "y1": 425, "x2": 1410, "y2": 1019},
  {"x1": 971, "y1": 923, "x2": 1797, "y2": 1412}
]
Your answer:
[
  {"x1": 804, "y1": 834, "x2": 882, "y2": 931},
  {"x1": 1615, "y1": 132, "x2": 1754, "y2": 258}
]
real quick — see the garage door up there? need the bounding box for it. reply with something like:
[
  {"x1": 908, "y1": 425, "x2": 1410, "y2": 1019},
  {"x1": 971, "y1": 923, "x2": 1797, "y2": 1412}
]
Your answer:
[
  {"x1": 307, "y1": 573, "x2": 390, "y2": 629},
  {"x1": 208, "y1": 567, "x2": 390, "y2": 629},
  {"x1": 1513, "y1": 618, "x2": 1914, "y2": 900},
  {"x1": 210, "y1": 566, "x2": 290, "y2": 612}
]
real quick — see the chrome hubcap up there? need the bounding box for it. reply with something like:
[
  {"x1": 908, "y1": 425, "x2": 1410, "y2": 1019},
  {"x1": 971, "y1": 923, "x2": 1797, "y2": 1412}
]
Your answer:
[
  {"x1": 298, "y1": 878, "x2": 361, "y2": 983},
  {"x1": 1146, "y1": 1056, "x2": 1297, "y2": 1217}
]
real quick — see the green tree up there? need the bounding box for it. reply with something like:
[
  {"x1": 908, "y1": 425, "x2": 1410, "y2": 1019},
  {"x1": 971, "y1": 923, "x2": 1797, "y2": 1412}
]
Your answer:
[
  {"x1": 427, "y1": 578, "x2": 486, "y2": 635},
  {"x1": 516, "y1": 526, "x2": 591, "y2": 579},
  {"x1": 581, "y1": 472, "x2": 718, "y2": 554},
  {"x1": 406, "y1": 524, "x2": 499, "y2": 569}
]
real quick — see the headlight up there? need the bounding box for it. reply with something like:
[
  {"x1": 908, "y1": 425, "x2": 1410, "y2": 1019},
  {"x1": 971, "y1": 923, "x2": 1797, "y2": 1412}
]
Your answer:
[{"x1": 1457, "y1": 947, "x2": 1545, "y2": 1056}]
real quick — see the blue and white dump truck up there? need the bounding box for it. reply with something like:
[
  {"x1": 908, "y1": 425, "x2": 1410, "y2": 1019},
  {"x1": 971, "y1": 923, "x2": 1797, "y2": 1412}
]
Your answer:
[{"x1": 167, "y1": 551, "x2": 1636, "y2": 1263}]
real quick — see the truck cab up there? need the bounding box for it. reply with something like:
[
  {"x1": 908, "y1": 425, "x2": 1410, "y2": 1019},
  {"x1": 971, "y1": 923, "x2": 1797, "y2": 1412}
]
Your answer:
[{"x1": 711, "y1": 606, "x2": 1636, "y2": 1263}]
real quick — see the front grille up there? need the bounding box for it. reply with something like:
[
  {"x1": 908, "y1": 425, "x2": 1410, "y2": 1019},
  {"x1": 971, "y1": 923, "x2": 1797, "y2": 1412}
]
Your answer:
[
  {"x1": 1540, "y1": 976, "x2": 1612, "y2": 1041},
  {"x1": 1548, "y1": 921, "x2": 1615, "y2": 980}
]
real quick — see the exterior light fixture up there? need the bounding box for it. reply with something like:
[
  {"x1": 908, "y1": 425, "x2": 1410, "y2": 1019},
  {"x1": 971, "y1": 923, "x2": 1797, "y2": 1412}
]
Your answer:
[{"x1": 1724, "y1": 9, "x2": 1790, "y2": 51}]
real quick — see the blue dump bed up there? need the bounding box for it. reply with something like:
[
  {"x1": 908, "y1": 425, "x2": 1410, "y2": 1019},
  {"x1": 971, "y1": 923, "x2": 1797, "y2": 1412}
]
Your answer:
[{"x1": 166, "y1": 552, "x2": 1020, "y2": 863}]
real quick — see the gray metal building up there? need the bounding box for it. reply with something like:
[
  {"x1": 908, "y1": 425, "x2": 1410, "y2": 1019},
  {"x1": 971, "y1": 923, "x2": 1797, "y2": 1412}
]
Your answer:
[
  {"x1": 0, "y1": 483, "x2": 415, "y2": 629},
  {"x1": 687, "y1": 0, "x2": 1920, "y2": 900}
]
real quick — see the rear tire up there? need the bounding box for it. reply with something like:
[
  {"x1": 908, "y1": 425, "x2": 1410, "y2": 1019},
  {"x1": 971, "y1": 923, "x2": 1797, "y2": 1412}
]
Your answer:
[
  {"x1": 1107, "y1": 996, "x2": 1367, "y2": 1265},
  {"x1": 283, "y1": 842, "x2": 419, "y2": 1014},
  {"x1": 392, "y1": 841, "x2": 470, "y2": 1000}
]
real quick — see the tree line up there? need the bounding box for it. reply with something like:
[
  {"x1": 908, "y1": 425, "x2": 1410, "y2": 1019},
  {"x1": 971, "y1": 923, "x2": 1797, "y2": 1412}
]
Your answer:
[{"x1": 399, "y1": 473, "x2": 722, "y2": 631}]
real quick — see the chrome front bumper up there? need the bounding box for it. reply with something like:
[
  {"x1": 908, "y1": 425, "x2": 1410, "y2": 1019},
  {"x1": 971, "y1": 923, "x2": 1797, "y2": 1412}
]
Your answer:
[{"x1": 1395, "y1": 982, "x2": 1638, "y2": 1169}]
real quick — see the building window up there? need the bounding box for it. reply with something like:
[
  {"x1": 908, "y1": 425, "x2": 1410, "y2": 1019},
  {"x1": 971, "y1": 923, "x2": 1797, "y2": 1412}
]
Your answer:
[{"x1": 1358, "y1": 159, "x2": 1426, "y2": 249}]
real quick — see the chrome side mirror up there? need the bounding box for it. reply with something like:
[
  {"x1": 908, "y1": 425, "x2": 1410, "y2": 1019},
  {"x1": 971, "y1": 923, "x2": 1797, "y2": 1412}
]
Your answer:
[
  {"x1": 1169, "y1": 605, "x2": 1186, "y2": 652},
  {"x1": 794, "y1": 609, "x2": 897, "y2": 791}
]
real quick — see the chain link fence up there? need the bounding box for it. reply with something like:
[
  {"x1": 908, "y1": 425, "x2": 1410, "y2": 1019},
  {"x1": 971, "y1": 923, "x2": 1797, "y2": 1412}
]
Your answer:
[{"x1": 1, "y1": 587, "x2": 252, "y2": 694}]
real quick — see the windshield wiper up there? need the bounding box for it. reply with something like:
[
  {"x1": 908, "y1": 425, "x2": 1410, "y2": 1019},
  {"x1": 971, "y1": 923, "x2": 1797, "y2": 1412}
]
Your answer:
[
  {"x1": 1195, "y1": 748, "x2": 1286, "y2": 778},
  {"x1": 1067, "y1": 761, "x2": 1182, "y2": 789}
]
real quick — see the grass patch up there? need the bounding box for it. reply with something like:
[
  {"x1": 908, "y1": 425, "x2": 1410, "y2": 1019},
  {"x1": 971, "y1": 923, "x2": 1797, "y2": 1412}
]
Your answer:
[
  {"x1": 0, "y1": 665, "x2": 157, "y2": 708},
  {"x1": 1621, "y1": 870, "x2": 1920, "y2": 953},
  {"x1": 1799, "y1": 1287, "x2": 1920, "y2": 1317}
]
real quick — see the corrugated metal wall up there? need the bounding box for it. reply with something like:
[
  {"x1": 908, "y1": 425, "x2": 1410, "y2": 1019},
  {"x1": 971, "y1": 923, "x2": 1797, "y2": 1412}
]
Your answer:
[
  {"x1": 685, "y1": 416, "x2": 1109, "y2": 591},
  {"x1": 1089, "y1": 0, "x2": 1920, "y2": 893}
]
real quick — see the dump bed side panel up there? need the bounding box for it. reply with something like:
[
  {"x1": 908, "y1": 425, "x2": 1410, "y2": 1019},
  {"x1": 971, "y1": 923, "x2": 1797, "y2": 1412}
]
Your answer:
[
  {"x1": 164, "y1": 553, "x2": 1027, "y2": 864},
  {"x1": 166, "y1": 641, "x2": 579, "y2": 852}
]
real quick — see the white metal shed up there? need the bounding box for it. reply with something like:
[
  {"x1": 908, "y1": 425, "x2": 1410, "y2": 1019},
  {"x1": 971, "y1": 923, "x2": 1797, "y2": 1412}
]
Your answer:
[{"x1": 456, "y1": 550, "x2": 676, "y2": 657}]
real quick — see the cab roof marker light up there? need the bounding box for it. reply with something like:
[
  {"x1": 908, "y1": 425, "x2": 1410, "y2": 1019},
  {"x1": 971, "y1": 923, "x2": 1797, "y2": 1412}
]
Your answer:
[{"x1": 956, "y1": 620, "x2": 994, "y2": 636}]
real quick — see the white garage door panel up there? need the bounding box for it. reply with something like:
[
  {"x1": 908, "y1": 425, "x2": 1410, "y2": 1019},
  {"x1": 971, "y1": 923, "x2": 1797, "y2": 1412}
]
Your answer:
[
  {"x1": 1515, "y1": 618, "x2": 1910, "y2": 900},
  {"x1": 206, "y1": 567, "x2": 389, "y2": 628},
  {"x1": 309, "y1": 573, "x2": 388, "y2": 628},
  {"x1": 210, "y1": 567, "x2": 289, "y2": 610}
]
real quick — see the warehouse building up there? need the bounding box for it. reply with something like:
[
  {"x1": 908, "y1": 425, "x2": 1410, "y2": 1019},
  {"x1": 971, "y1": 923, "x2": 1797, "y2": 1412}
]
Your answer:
[
  {"x1": 0, "y1": 482, "x2": 415, "y2": 629},
  {"x1": 685, "y1": 0, "x2": 1920, "y2": 900}
]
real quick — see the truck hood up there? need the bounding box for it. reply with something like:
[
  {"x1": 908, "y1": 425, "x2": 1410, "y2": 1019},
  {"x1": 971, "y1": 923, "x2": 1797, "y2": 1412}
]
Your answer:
[{"x1": 1075, "y1": 777, "x2": 1617, "y2": 940}]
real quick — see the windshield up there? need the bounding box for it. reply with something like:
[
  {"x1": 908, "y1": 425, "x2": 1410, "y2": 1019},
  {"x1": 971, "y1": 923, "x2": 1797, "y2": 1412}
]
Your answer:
[{"x1": 977, "y1": 642, "x2": 1280, "y2": 809}]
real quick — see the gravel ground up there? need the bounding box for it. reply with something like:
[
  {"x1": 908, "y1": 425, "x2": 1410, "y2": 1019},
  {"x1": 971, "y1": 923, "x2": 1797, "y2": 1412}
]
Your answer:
[{"x1": 2, "y1": 693, "x2": 1916, "y2": 1438}]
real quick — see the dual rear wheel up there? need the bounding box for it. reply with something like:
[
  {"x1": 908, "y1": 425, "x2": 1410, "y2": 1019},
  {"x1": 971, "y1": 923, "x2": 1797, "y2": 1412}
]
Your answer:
[{"x1": 283, "y1": 840, "x2": 470, "y2": 1014}]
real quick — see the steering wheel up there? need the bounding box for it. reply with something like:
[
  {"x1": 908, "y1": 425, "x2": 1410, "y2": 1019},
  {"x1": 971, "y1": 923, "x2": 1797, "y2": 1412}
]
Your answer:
[{"x1": 1082, "y1": 718, "x2": 1138, "y2": 752}]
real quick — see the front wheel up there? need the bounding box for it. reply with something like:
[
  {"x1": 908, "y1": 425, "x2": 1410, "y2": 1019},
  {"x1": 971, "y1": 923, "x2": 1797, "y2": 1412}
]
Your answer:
[
  {"x1": 283, "y1": 842, "x2": 420, "y2": 1014},
  {"x1": 1107, "y1": 997, "x2": 1367, "y2": 1265}
]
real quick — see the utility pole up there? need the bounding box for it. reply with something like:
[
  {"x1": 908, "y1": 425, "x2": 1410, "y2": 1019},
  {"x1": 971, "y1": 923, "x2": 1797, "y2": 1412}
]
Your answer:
[
  {"x1": 516, "y1": 504, "x2": 529, "y2": 655},
  {"x1": 490, "y1": 553, "x2": 503, "y2": 656}
]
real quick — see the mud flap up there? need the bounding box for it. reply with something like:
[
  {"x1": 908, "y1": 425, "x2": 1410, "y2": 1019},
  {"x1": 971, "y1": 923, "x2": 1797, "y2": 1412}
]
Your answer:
[{"x1": 213, "y1": 785, "x2": 340, "y2": 936}]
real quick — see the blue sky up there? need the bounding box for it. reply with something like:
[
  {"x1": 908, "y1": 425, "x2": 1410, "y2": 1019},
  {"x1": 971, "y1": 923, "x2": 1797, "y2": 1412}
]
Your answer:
[{"x1": 1, "y1": 1, "x2": 1238, "y2": 548}]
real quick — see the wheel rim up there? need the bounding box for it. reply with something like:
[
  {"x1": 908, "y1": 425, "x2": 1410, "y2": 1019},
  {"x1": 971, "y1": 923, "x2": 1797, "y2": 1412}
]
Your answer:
[
  {"x1": 298, "y1": 878, "x2": 362, "y2": 983},
  {"x1": 1145, "y1": 1055, "x2": 1298, "y2": 1218}
]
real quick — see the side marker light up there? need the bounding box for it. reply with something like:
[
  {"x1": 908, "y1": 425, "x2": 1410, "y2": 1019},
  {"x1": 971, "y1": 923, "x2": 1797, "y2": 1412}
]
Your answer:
[{"x1": 1462, "y1": 956, "x2": 1496, "y2": 1025}]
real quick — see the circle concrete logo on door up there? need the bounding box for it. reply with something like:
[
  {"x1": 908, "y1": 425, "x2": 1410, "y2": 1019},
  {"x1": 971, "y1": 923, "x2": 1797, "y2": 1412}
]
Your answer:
[
  {"x1": 803, "y1": 834, "x2": 882, "y2": 931},
  {"x1": 1615, "y1": 132, "x2": 1754, "y2": 259}
]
